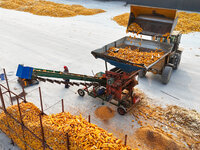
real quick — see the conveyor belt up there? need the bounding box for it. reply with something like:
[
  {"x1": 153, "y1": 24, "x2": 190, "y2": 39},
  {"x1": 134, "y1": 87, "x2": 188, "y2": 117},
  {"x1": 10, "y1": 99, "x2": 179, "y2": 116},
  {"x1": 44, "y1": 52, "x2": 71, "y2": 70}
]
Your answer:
[
  {"x1": 33, "y1": 68, "x2": 106, "y2": 85},
  {"x1": 36, "y1": 77, "x2": 100, "y2": 87}
]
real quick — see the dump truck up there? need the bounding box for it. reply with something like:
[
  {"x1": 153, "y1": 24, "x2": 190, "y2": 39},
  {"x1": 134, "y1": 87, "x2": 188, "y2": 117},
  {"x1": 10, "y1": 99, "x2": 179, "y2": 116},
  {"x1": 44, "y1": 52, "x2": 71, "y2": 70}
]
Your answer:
[{"x1": 93, "y1": 5, "x2": 182, "y2": 84}]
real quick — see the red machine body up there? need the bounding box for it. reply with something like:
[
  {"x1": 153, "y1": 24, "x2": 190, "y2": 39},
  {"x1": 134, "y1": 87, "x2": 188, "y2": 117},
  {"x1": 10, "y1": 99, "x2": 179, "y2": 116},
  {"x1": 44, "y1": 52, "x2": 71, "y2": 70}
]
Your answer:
[
  {"x1": 76, "y1": 67, "x2": 140, "y2": 115},
  {"x1": 106, "y1": 71, "x2": 137, "y2": 101},
  {"x1": 102, "y1": 68, "x2": 140, "y2": 114}
]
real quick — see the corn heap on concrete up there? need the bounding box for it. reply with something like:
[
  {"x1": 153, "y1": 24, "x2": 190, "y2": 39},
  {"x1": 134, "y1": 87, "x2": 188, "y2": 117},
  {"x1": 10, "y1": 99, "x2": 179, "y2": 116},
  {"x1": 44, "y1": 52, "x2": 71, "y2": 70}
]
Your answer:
[
  {"x1": 0, "y1": 0, "x2": 105, "y2": 17},
  {"x1": 112, "y1": 13, "x2": 129, "y2": 27},
  {"x1": 175, "y1": 12, "x2": 200, "y2": 34},
  {"x1": 112, "y1": 13, "x2": 130, "y2": 27},
  {"x1": 0, "y1": 102, "x2": 133, "y2": 150},
  {"x1": 107, "y1": 47, "x2": 164, "y2": 66}
]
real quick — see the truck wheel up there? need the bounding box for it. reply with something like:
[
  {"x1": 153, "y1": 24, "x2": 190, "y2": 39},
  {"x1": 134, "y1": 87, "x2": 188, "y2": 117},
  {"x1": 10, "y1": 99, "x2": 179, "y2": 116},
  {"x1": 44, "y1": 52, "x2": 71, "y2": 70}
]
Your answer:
[
  {"x1": 117, "y1": 106, "x2": 127, "y2": 115},
  {"x1": 173, "y1": 53, "x2": 181, "y2": 70},
  {"x1": 78, "y1": 89, "x2": 85, "y2": 97},
  {"x1": 161, "y1": 66, "x2": 173, "y2": 84},
  {"x1": 139, "y1": 70, "x2": 146, "y2": 78},
  {"x1": 170, "y1": 53, "x2": 181, "y2": 70}
]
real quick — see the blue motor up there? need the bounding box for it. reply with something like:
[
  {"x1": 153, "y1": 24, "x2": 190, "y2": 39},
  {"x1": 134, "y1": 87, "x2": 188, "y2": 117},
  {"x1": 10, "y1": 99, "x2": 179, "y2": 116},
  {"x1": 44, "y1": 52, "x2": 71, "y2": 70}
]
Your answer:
[
  {"x1": 97, "y1": 87, "x2": 106, "y2": 96},
  {"x1": 16, "y1": 64, "x2": 33, "y2": 79}
]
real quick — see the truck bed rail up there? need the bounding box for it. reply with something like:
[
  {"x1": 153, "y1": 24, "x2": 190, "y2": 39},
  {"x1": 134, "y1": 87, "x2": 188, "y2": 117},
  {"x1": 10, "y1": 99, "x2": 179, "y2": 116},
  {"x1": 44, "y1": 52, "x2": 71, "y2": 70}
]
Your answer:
[{"x1": 92, "y1": 36, "x2": 173, "y2": 72}]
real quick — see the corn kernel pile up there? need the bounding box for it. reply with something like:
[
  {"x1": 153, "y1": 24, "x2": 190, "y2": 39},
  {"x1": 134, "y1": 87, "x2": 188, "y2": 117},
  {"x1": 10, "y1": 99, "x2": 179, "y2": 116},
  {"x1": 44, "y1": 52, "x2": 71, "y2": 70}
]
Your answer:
[
  {"x1": 107, "y1": 47, "x2": 164, "y2": 66},
  {"x1": 113, "y1": 13, "x2": 130, "y2": 27},
  {"x1": 0, "y1": 102, "x2": 133, "y2": 150},
  {"x1": 0, "y1": 0, "x2": 105, "y2": 17},
  {"x1": 112, "y1": 12, "x2": 200, "y2": 34}
]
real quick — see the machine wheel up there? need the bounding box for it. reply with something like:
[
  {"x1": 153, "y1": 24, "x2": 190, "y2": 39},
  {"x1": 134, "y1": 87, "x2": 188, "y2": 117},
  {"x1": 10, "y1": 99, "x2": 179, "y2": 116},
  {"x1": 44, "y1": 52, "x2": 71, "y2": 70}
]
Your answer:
[
  {"x1": 117, "y1": 106, "x2": 127, "y2": 115},
  {"x1": 78, "y1": 89, "x2": 85, "y2": 97},
  {"x1": 161, "y1": 66, "x2": 173, "y2": 84},
  {"x1": 139, "y1": 70, "x2": 146, "y2": 78},
  {"x1": 121, "y1": 100, "x2": 131, "y2": 108}
]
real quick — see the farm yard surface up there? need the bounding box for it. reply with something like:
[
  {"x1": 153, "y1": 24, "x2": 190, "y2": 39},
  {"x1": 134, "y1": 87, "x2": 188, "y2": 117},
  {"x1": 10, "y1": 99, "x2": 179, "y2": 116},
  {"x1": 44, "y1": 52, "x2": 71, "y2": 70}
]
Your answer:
[{"x1": 0, "y1": 0, "x2": 200, "y2": 149}]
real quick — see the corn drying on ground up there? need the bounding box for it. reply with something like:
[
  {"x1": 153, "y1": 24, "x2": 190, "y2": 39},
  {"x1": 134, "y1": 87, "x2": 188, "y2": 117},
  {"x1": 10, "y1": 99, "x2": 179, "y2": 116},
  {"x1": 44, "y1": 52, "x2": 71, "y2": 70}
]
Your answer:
[
  {"x1": 175, "y1": 12, "x2": 200, "y2": 34},
  {"x1": 107, "y1": 47, "x2": 164, "y2": 66},
  {"x1": 0, "y1": 0, "x2": 105, "y2": 17},
  {"x1": 112, "y1": 12, "x2": 200, "y2": 34},
  {"x1": 0, "y1": 102, "x2": 133, "y2": 150}
]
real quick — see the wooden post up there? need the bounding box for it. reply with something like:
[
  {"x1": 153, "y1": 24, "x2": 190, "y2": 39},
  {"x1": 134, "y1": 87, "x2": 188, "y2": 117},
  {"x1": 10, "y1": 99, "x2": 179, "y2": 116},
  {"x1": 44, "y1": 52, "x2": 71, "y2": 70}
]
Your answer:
[
  {"x1": 61, "y1": 99, "x2": 64, "y2": 113},
  {"x1": 105, "y1": 61, "x2": 108, "y2": 72},
  {"x1": 88, "y1": 115, "x2": 90, "y2": 123},
  {"x1": 3, "y1": 69, "x2": 13, "y2": 105},
  {"x1": 16, "y1": 97, "x2": 27, "y2": 150},
  {"x1": 0, "y1": 87, "x2": 6, "y2": 112},
  {"x1": 124, "y1": 134, "x2": 127, "y2": 146},
  {"x1": 39, "y1": 87, "x2": 44, "y2": 115},
  {"x1": 39, "y1": 114, "x2": 45, "y2": 150},
  {"x1": 66, "y1": 133, "x2": 70, "y2": 150},
  {"x1": 22, "y1": 84, "x2": 27, "y2": 103},
  {"x1": 114, "y1": 42, "x2": 117, "y2": 47}
]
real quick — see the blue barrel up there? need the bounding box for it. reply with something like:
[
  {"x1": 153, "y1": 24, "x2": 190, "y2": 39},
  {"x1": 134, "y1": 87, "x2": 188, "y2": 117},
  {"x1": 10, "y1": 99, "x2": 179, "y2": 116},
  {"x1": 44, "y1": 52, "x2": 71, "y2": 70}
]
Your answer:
[{"x1": 0, "y1": 74, "x2": 5, "y2": 80}]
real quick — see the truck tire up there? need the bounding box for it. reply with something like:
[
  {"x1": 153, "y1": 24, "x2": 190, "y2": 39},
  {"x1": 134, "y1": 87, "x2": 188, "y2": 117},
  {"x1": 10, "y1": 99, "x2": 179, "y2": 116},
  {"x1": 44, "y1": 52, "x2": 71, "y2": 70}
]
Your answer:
[
  {"x1": 161, "y1": 66, "x2": 173, "y2": 84},
  {"x1": 170, "y1": 53, "x2": 181, "y2": 70},
  {"x1": 78, "y1": 89, "x2": 85, "y2": 97},
  {"x1": 173, "y1": 53, "x2": 181, "y2": 70},
  {"x1": 117, "y1": 106, "x2": 127, "y2": 115},
  {"x1": 139, "y1": 70, "x2": 146, "y2": 78}
]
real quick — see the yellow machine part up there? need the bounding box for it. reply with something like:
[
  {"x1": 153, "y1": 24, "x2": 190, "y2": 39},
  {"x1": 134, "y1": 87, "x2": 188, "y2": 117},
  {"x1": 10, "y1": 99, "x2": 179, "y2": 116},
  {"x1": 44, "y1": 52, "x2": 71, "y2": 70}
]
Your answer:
[
  {"x1": 130, "y1": 5, "x2": 177, "y2": 20},
  {"x1": 128, "y1": 5, "x2": 178, "y2": 36}
]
